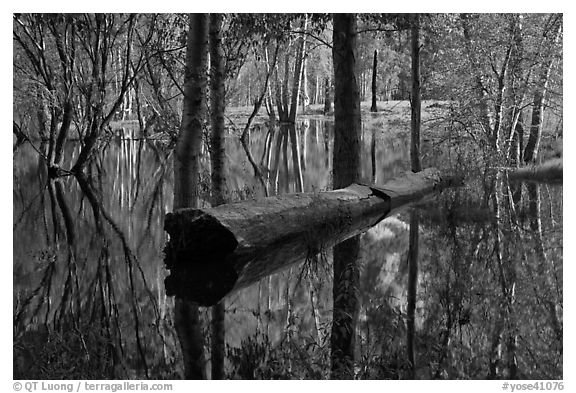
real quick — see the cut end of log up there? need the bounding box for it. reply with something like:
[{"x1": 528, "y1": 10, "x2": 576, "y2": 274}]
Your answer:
[
  {"x1": 164, "y1": 209, "x2": 239, "y2": 268},
  {"x1": 164, "y1": 209, "x2": 240, "y2": 306}
]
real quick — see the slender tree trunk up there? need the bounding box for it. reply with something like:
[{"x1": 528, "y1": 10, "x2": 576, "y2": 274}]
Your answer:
[
  {"x1": 371, "y1": 128, "x2": 377, "y2": 183},
  {"x1": 289, "y1": 16, "x2": 308, "y2": 123},
  {"x1": 410, "y1": 15, "x2": 422, "y2": 173},
  {"x1": 289, "y1": 125, "x2": 304, "y2": 192},
  {"x1": 300, "y1": 120, "x2": 308, "y2": 171},
  {"x1": 209, "y1": 13, "x2": 227, "y2": 206},
  {"x1": 331, "y1": 13, "x2": 362, "y2": 380},
  {"x1": 53, "y1": 101, "x2": 74, "y2": 167},
  {"x1": 36, "y1": 89, "x2": 50, "y2": 140},
  {"x1": 314, "y1": 74, "x2": 320, "y2": 105},
  {"x1": 301, "y1": 53, "x2": 309, "y2": 111},
  {"x1": 264, "y1": 47, "x2": 277, "y2": 122},
  {"x1": 174, "y1": 13, "x2": 209, "y2": 380},
  {"x1": 510, "y1": 112, "x2": 524, "y2": 166},
  {"x1": 281, "y1": 51, "x2": 290, "y2": 121},
  {"x1": 209, "y1": 13, "x2": 226, "y2": 380},
  {"x1": 370, "y1": 50, "x2": 378, "y2": 112},
  {"x1": 407, "y1": 15, "x2": 422, "y2": 378},
  {"x1": 323, "y1": 77, "x2": 332, "y2": 115}
]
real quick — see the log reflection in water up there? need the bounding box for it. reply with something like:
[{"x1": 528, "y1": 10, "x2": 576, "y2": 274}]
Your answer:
[{"x1": 164, "y1": 169, "x2": 456, "y2": 306}]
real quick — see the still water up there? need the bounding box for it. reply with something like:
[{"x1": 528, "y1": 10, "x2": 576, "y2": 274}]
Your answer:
[{"x1": 13, "y1": 117, "x2": 562, "y2": 379}]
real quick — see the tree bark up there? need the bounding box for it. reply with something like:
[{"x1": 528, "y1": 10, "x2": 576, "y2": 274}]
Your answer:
[
  {"x1": 175, "y1": 15, "x2": 209, "y2": 210},
  {"x1": 289, "y1": 16, "x2": 308, "y2": 123},
  {"x1": 370, "y1": 50, "x2": 378, "y2": 112},
  {"x1": 323, "y1": 77, "x2": 332, "y2": 115},
  {"x1": 410, "y1": 15, "x2": 422, "y2": 173},
  {"x1": 407, "y1": 15, "x2": 422, "y2": 378},
  {"x1": 209, "y1": 13, "x2": 226, "y2": 380},
  {"x1": 301, "y1": 52, "x2": 309, "y2": 111},
  {"x1": 330, "y1": 14, "x2": 362, "y2": 379},
  {"x1": 173, "y1": 13, "x2": 209, "y2": 380},
  {"x1": 209, "y1": 13, "x2": 227, "y2": 207}
]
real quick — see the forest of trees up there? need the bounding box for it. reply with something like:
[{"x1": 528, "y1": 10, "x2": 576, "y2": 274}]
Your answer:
[
  {"x1": 13, "y1": 13, "x2": 563, "y2": 381},
  {"x1": 13, "y1": 13, "x2": 562, "y2": 166}
]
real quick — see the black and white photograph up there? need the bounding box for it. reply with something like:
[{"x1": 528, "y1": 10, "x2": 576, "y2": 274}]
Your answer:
[{"x1": 12, "y1": 11, "x2": 564, "y2": 383}]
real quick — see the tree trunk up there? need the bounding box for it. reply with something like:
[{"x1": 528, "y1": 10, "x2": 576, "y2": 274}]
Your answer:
[
  {"x1": 289, "y1": 124, "x2": 304, "y2": 192},
  {"x1": 281, "y1": 51, "x2": 290, "y2": 121},
  {"x1": 410, "y1": 15, "x2": 422, "y2": 173},
  {"x1": 370, "y1": 50, "x2": 378, "y2": 112},
  {"x1": 209, "y1": 13, "x2": 226, "y2": 380},
  {"x1": 314, "y1": 74, "x2": 320, "y2": 105},
  {"x1": 173, "y1": 13, "x2": 209, "y2": 380},
  {"x1": 164, "y1": 168, "x2": 456, "y2": 306},
  {"x1": 406, "y1": 14, "x2": 422, "y2": 379},
  {"x1": 209, "y1": 13, "x2": 227, "y2": 207},
  {"x1": 323, "y1": 77, "x2": 332, "y2": 115},
  {"x1": 330, "y1": 14, "x2": 362, "y2": 379},
  {"x1": 371, "y1": 128, "x2": 377, "y2": 183},
  {"x1": 301, "y1": 53, "x2": 309, "y2": 111},
  {"x1": 53, "y1": 100, "x2": 74, "y2": 168},
  {"x1": 289, "y1": 16, "x2": 308, "y2": 123}
]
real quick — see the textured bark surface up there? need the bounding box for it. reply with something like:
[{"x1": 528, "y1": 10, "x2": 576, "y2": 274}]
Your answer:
[
  {"x1": 332, "y1": 14, "x2": 362, "y2": 190},
  {"x1": 370, "y1": 50, "x2": 378, "y2": 112},
  {"x1": 174, "y1": 14, "x2": 209, "y2": 210},
  {"x1": 289, "y1": 16, "x2": 307, "y2": 123},
  {"x1": 164, "y1": 169, "x2": 452, "y2": 306},
  {"x1": 173, "y1": 13, "x2": 209, "y2": 380},
  {"x1": 323, "y1": 77, "x2": 332, "y2": 115},
  {"x1": 331, "y1": 14, "x2": 361, "y2": 376},
  {"x1": 209, "y1": 13, "x2": 227, "y2": 206},
  {"x1": 410, "y1": 15, "x2": 422, "y2": 173},
  {"x1": 209, "y1": 13, "x2": 226, "y2": 381}
]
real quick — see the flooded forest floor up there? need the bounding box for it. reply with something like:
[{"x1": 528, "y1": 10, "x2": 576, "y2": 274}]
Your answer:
[{"x1": 13, "y1": 100, "x2": 563, "y2": 379}]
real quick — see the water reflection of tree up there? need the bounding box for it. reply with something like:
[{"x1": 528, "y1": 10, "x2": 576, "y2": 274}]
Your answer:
[
  {"x1": 14, "y1": 140, "x2": 177, "y2": 379},
  {"x1": 352, "y1": 166, "x2": 562, "y2": 379}
]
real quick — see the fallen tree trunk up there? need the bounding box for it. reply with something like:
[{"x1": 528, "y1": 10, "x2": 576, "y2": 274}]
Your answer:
[
  {"x1": 164, "y1": 168, "x2": 461, "y2": 306},
  {"x1": 508, "y1": 158, "x2": 562, "y2": 184}
]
